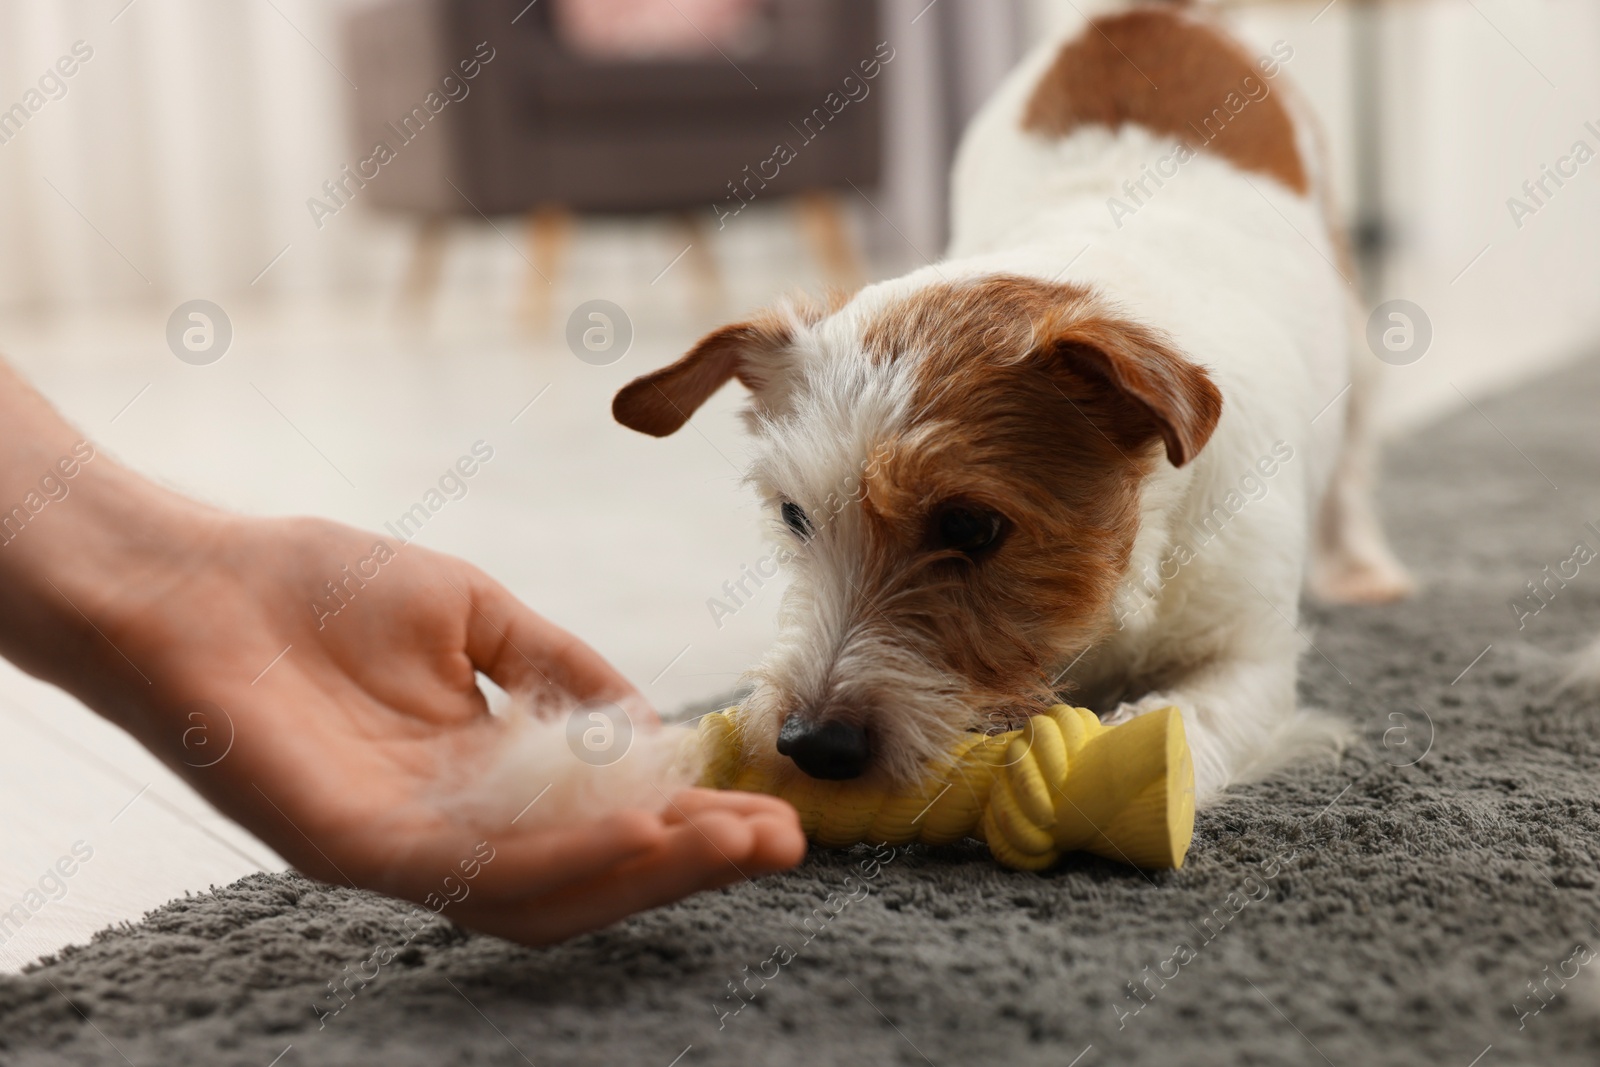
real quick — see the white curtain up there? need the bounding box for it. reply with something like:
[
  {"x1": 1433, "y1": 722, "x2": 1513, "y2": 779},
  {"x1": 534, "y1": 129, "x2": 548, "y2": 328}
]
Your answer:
[{"x1": 0, "y1": 0, "x2": 381, "y2": 313}]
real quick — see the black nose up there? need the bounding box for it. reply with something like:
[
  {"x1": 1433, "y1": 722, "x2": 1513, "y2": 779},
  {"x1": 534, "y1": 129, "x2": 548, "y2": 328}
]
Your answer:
[{"x1": 778, "y1": 715, "x2": 870, "y2": 780}]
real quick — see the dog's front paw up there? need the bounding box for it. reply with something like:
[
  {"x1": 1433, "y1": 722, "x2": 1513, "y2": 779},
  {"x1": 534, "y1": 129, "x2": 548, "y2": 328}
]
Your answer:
[{"x1": 1102, "y1": 692, "x2": 1179, "y2": 726}]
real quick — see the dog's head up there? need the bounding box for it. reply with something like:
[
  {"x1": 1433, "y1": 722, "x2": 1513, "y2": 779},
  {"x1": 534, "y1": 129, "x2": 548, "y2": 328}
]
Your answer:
[{"x1": 614, "y1": 275, "x2": 1221, "y2": 784}]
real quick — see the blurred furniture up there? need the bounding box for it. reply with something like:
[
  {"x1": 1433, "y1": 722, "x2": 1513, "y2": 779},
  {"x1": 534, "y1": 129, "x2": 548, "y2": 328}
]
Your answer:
[{"x1": 344, "y1": 0, "x2": 884, "y2": 323}]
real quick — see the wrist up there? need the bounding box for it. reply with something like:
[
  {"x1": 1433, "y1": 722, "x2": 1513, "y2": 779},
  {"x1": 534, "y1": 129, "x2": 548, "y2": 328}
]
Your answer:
[{"x1": 0, "y1": 447, "x2": 227, "y2": 717}]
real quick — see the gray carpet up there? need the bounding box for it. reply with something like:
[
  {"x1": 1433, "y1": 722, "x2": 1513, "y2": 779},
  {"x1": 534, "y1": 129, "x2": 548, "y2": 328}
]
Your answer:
[{"x1": 7, "y1": 356, "x2": 1600, "y2": 1067}]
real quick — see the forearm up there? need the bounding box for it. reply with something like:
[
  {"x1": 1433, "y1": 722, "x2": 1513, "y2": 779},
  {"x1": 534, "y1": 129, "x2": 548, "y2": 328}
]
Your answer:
[{"x1": 0, "y1": 359, "x2": 218, "y2": 721}]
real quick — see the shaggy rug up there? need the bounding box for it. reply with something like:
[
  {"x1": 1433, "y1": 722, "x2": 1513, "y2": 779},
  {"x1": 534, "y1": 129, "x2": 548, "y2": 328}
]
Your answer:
[{"x1": 6, "y1": 355, "x2": 1600, "y2": 1067}]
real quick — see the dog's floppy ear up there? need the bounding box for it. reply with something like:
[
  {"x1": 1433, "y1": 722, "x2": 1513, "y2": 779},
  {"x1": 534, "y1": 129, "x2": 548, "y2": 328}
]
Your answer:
[
  {"x1": 613, "y1": 316, "x2": 794, "y2": 437},
  {"x1": 1038, "y1": 315, "x2": 1223, "y2": 467}
]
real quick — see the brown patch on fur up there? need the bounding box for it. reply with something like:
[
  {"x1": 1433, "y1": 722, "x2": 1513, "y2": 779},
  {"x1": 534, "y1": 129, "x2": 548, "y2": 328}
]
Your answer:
[
  {"x1": 613, "y1": 289, "x2": 852, "y2": 437},
  {"x1": 1023, "y1": 8, "x2": 1308, "y2": 194},
  {"x1": 864, "y1": 276, "x2": 1222, "y2": 465},
  {"x1": 612, "y1": 316, "x2": 786, "y2": 437},
  {"x1": 847, "y1": 275, "x2": 1222, "y2": 723}
]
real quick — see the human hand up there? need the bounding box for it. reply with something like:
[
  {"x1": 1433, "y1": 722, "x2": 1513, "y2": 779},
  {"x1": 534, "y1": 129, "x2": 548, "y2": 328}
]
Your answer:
[{"x1": 21, "y1": 495, "x2": 804, "y2": 945}]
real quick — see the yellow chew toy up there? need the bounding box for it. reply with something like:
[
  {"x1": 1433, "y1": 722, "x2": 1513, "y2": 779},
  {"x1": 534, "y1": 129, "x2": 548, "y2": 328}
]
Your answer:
[{"x1": 696, "y1": 703, "x2": 1196, "y2": 871}]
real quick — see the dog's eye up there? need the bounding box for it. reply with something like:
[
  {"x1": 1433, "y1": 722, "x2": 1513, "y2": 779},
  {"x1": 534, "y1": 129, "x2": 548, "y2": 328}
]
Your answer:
[
  {"x1": 780, "y1": 501, "x2": 812, "y2": 540},
  {"x1": 934, "y1": 505, "x2": 1007, "y2": 557}
]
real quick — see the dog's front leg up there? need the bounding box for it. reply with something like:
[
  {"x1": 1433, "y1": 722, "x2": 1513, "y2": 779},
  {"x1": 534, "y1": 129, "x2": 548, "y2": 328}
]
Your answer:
[{"x1": 1102, "y1": 655, "x2": 1302, "y2": 804}]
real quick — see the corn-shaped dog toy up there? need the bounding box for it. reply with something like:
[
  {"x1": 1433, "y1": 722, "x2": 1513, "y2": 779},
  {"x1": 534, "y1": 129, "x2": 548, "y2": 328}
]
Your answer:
[{"x1": 696, "y1": 704, "x2": 1195, "y2": 871}]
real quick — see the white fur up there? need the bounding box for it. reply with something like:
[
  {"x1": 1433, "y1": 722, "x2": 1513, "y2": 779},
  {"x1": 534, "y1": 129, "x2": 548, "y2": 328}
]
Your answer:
[
  {"x1": 1560, "y1": 635, "x2": 1600, "y2": 693},
  {"x1": 736, "y1": 12, "x2": 1403, "y2": 801},
  {"x1": 739, "y1": 331, "x2": 976, "y2": 781},
  {"x1": 439, "y1": 690, "x2": 700, "y2": 831}
]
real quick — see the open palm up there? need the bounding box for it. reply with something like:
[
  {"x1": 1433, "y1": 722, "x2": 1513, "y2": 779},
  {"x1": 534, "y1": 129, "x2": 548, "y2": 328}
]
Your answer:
[{"x1": 87, "y1": 512, "x2": 803, "y2": 945}]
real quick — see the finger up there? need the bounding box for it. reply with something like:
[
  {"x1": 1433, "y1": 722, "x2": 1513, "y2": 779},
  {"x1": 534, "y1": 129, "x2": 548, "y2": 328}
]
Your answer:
[
  {"x1": 662, "y1": 787, "x2": 797, "y2": 820},
  {"x1": 449, "y1": 818, "x2": 766, "y2": 945},
  {"x1": 742, "y1": 809, "x2": 809, "y2": 872},
  {"x1": 460, "y1": 568, "x2": 649, "y2": 712},
  {"x1": 414, "y1": 808, "x2": 668, "y2": 903},
  {"x1": 670, "y1": 801, "x2": 806, "y2": 874},
  {"x1": 655, "y1": 795, "x2": 810, "y2": 879},
  {"x1": 658, "y1": 808, "x2": 759, "y2": 875},
  {"x1": 662, "y1": 790, "x2": 806, "y2": 869}
]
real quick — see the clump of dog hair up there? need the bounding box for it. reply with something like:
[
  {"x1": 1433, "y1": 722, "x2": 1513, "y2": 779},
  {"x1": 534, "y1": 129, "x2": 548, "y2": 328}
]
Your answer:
[{"x1": 439, "y1": 688, "x2": 704, "y2": 831}]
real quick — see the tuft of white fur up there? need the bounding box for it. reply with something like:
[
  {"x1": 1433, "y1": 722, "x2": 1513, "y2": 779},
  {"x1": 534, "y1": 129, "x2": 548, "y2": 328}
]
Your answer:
[
  {"x1": 438, "y1": 690, "x2": 703, "y2": 831},
  {"x1": 1225, "y1": 705, "x2": 1354, "y2": 797},
  {"x1": 1559, "y1": 634, "x2": 1600, "y2": 693}
]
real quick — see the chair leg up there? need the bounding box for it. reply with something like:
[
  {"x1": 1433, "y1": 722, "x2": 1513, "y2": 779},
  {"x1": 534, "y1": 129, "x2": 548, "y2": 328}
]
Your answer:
[
  {"x1": 398, "y1": 215, "x2": 450, "y2": 326},
  {"x1": 521, "y1": 205, "x2": 574, "y2": 334},
  {"x1": 669, "y1": 210, "x2": 724, "y2": 320},
  {"x1": 795, "y1": 190, "x2": 866, "y2": 294}
]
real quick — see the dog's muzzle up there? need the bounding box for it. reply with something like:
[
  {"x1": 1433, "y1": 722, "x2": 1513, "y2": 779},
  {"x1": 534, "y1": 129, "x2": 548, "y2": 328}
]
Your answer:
[{"x1": 778, "y1": 714, "x2": 870, "y2": 780}]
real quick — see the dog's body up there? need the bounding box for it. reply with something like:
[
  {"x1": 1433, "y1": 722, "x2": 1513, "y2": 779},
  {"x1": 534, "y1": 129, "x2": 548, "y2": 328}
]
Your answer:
[{"x1": 617, "y1": 1, "x2": 1410, "y2": 803}]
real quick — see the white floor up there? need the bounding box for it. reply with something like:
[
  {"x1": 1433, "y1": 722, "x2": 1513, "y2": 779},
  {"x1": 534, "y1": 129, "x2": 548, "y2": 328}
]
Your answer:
[
  {"x1": 0, "y1": 212, "x2": 1589, "y2": 971},
  {"x1": 0, "y1": 212, "x2": 843, "y2": 970}
]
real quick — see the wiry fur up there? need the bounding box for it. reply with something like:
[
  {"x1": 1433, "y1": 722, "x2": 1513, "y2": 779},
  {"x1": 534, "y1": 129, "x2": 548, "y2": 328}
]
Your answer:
[{"x1": 614, "y1": 2, "x2": 1409, "y2": 803}]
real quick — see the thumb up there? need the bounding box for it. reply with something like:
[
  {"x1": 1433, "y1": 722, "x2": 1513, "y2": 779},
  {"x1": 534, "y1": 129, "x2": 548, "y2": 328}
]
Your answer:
[{"x1": 459, "y1": 566, "x2": 651, "y2": 716}]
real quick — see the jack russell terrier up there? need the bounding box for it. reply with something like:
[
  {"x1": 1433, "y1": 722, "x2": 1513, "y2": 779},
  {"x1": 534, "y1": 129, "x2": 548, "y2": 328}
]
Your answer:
[{"x1": 613, "y1": 0, "x2": 1412, "y2": 804}]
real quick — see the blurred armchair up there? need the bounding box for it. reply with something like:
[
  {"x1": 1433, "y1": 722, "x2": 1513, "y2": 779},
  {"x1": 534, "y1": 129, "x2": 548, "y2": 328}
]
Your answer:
[{"x1": 344, "y1": 0, "x2": 884, "y2": 321}]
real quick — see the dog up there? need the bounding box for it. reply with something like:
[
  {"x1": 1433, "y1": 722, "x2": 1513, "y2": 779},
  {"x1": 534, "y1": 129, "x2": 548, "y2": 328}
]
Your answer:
[{"x1": 613, "y1": 0, "x2": 1412, "y2": 803}]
